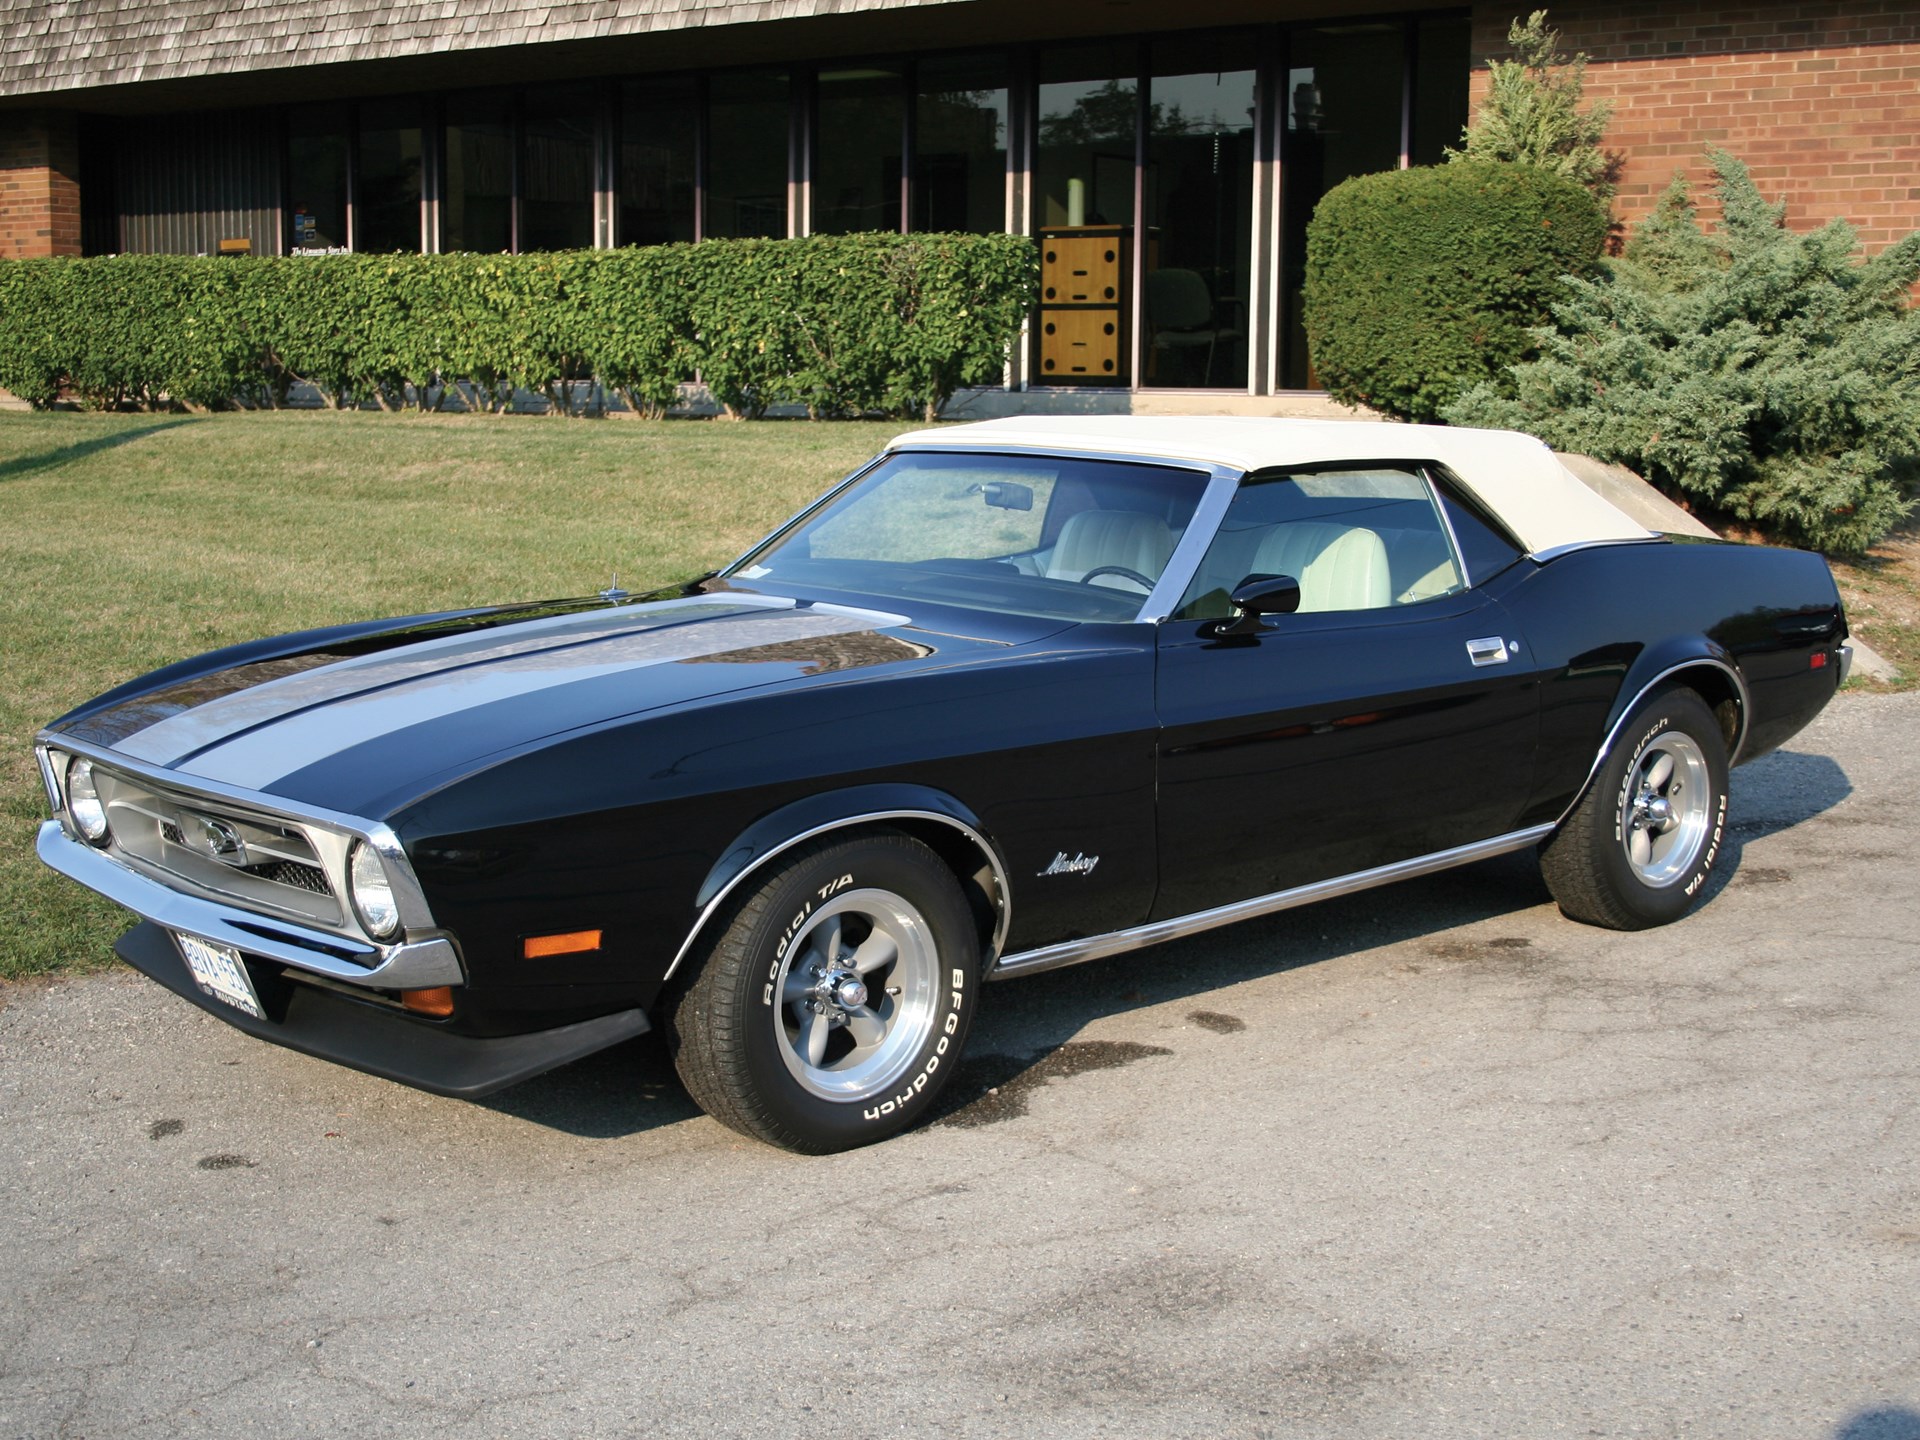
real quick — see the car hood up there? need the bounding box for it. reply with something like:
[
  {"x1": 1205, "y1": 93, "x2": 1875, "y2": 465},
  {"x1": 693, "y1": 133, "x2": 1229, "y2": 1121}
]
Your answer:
[{"x1": 48, "y1": 593, "x2": 1023, "y2": 815}]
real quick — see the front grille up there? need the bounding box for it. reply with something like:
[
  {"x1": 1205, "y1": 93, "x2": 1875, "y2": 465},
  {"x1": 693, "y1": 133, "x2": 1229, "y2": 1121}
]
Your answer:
[
  {"x1": 249, "y1": 860, "x2": 333, "y2": 896},
  {"x1": 89, "y1": 767, "x2": 350, "y2": 931}
]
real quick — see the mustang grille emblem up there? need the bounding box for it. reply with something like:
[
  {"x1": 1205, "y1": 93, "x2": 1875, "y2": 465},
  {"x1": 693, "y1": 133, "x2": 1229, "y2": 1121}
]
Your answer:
[
  {"x1": 185, "y1": 813, "x2": 249, "y2": 866},
  {"x1": 1038, "y1": 851, "x2": 1100, "y2": 878}
]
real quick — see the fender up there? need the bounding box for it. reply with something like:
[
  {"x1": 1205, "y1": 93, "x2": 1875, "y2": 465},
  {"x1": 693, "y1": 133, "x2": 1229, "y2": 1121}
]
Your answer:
[
  {"x1": 666, "y1": 784, "x2": 1012, "y2": 984},
  {"x1": 1561, "y1": 640, "x2": 1750, "y2": 827}
]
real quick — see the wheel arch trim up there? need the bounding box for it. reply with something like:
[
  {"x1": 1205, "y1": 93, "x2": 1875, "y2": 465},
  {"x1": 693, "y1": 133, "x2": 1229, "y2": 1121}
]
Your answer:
[
  {"x1": 1558, "y1": 654, "x2": 1749, "y2": 829},
  {"x1": 665, "y1": 788, "x2": 1012, "y2": 984}
]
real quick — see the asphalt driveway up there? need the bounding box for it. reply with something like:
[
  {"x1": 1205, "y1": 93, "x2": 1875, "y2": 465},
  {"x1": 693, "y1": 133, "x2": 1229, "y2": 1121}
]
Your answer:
[{"x1": 3, "y1": 694, "x2": 1917, "y2": 1439}]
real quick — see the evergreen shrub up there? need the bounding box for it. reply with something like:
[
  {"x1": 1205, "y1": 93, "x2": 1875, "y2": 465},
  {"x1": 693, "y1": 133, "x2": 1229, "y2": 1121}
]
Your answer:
[
  {"x1": 1304, "y1": 159, "x2": 1609, "y2": 423},
  {"x1": 1446, "y1": 150, "x2": 1920, "y2": 555},
  {"x1": 0, "y1": 233, "x2": 1038, "y2": 421}
]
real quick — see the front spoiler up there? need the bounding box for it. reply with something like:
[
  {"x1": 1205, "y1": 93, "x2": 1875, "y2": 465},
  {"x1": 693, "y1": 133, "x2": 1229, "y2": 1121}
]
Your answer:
[{"x1": 117, "y1": 921, "x2": 650, "y2": 1099}]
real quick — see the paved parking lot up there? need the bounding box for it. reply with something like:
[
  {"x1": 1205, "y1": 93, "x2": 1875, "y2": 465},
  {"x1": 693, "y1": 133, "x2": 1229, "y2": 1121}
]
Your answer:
[{"x1": 3, "y1": 693, "x2": 1917, "y2": 1440}]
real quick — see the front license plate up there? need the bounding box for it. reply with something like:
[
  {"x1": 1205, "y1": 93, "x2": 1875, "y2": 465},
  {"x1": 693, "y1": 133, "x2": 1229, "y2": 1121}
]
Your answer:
[{"x1": 175, "y1": 933, "x2": 265, "y2": 1020}]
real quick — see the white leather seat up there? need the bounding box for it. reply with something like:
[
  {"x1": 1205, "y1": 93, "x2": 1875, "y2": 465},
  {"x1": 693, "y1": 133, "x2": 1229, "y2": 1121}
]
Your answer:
[
  {"x1": 1249, "y1": 522, "x2": 1391, "y2": 613},
  {"x1": 1046, "y1": 509, "x2": 1174, "y2": 590}
]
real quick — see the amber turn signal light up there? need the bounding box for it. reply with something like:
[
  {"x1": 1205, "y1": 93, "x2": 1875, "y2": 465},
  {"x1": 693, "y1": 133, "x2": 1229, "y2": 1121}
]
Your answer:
[
  {"x1": 401, "y1": 986, "x2": 455, "y2": 1017},
  {"x1": 522, "y1": 929, "x2": 603, "y2": 959}
]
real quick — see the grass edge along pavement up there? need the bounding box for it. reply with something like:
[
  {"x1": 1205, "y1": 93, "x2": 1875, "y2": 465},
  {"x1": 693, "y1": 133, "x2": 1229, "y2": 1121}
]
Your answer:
[{"x1": 0, "y1": 410, "x2": 896, "y2": 983}]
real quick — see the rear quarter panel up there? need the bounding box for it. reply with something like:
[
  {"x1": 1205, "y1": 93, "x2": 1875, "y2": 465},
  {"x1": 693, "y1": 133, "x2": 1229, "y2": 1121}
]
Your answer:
[{"x1": 1499, "y1": 538, "x2": 1846, "y2": 827}]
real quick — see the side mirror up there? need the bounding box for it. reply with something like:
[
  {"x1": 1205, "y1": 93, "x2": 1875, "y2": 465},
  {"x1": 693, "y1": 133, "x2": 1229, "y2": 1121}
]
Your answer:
[{"x1": 1210, "y1": 574, "x2": 1301, "y2": 638}]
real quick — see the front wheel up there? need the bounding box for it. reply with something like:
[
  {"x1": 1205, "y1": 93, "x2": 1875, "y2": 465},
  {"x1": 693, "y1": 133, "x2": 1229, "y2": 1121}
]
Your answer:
[
  {"x1": 1540, "y1": 686, "x2": 1730, "y2": 930},
  {"x1": 666, "y1": 830, "x2": 978, "y2": 1153}
]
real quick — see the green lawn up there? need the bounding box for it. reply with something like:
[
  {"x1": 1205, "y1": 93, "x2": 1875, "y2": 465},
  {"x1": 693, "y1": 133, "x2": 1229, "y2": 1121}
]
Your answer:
[{"x1": 0, "y1": 410, "x2": 901, "y2": 981}]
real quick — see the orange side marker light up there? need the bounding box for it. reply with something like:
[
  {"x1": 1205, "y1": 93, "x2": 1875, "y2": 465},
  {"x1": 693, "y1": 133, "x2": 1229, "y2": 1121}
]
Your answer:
[
  {"x1": 522, "y1": 929, "x2": 603, "y2": 959},
  {"x1": 401, "y1": 986, "x2": 455, "y2": 1017}
]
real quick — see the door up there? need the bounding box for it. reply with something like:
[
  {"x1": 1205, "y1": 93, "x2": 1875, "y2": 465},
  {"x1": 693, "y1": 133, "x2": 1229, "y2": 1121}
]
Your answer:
[{"x1": 1152, "y1": 465, "x2": 1540, "y2": 920}]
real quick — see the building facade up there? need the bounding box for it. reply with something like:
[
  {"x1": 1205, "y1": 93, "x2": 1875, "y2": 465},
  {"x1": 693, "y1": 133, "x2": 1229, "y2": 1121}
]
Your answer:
[{"x1": 2, "y1": 0, "x2": 1914, "y2": 398}]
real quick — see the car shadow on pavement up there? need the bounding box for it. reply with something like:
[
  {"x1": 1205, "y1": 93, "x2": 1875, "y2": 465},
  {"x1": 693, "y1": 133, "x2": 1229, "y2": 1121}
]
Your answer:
[
  {"x1": 479, "y1": 746, "x2": 1853, "y2": 1141},
  {"x1": 478, "y1": 1032, "x2": 703, "y2": 1138},
  {"x1": 1692, "y1": 747, "x2": 1853, "y2": 911},
  {"x1": 1835, "y1": 1408, "x2": 1920, "y2": 1440}
]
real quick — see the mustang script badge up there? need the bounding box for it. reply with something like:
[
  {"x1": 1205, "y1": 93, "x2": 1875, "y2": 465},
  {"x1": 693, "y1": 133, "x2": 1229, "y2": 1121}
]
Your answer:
[{"x1": 1038, "y1": 851, "x2": 1100, "y2": 878}]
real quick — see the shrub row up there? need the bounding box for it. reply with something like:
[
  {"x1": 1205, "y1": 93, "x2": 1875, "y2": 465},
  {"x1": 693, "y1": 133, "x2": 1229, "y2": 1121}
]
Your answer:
[{"x1": 0, "y1": 233, "x2": 1040, "y2": 420}]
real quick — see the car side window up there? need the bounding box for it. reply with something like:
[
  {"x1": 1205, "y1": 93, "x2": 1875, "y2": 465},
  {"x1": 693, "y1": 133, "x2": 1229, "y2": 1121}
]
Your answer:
[
  {"x1": 1172, "y1": 466, "x2": 1467, "y2": 621},
  {"x1": 1435, "y1": 479, "x2": 1527, "y2": 586}
]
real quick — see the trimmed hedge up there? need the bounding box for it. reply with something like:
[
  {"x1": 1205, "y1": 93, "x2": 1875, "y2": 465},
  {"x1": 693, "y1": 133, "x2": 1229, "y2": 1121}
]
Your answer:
[
  {"x1": 0, "y1": 233, "x2": 1039, "y2": 420},
  {"x1": 1303, "y1": 159, "x2": 1609, "y2": 423}
]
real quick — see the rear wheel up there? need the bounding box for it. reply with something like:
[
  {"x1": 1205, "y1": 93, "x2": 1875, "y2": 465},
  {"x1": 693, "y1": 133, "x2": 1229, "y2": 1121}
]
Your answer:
[
  {"x1": 667, "y1": 831, "x2": 978, "y2": 1153},
  {"x1": 1541, "y1": 687, "x2": 1729, "y2": 930}
]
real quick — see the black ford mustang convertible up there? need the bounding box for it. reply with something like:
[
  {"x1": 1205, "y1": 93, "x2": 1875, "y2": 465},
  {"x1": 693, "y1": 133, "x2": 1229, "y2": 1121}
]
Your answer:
[{"x1": 36, "y1": 418, "x2": 1850, "y2": 1151}]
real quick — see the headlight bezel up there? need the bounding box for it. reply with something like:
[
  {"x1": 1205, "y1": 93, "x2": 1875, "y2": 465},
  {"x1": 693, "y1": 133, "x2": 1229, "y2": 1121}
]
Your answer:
[
  {"x1": 347, "y1": 838, "x2": 403, "y2": 941},
  {"x1": 66, "y1": 756, "x2": 112, "y2": 846}
]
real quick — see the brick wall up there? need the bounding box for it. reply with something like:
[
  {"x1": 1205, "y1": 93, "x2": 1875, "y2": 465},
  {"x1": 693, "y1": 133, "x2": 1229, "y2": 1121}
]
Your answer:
[
  {"x1": 0, "y1": 110, "x2": 81, "y2": 258},
  {"x1": 1470, "y1": 0, "x2": 1920, "y2": 250}
]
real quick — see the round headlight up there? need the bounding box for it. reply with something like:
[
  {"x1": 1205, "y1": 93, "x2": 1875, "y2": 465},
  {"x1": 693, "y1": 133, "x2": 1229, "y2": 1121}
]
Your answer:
[
  {"x1": 348, "y1": 840, "x2": 402, "y2": 940},
  {"x1": 67, "y1": 758, "x2": 110, "y2": 845}
]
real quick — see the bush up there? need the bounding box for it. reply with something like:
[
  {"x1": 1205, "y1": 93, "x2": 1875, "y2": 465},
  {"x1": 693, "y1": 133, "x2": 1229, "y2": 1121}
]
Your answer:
[
  {"x1": 0, "y1": 260, "x2": 64, "y2": 407},
  {"x1": 1304, "y1": 159, "x2": 1608, "y2": 423},
  {"x1": 1447, "y1": 9, "x2": 1618, "y2": 200},
  {"x1": 0, "y1": 233, "x2": 1039, "y2": 420},
  {"x1": 1446, "y1": 150, "x2": 1920, "y2": 555}
]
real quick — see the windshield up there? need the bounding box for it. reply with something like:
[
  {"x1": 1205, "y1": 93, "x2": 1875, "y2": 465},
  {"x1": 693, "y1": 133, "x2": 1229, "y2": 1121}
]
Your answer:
[{"x1": 727, "y1": 451, "x2": 1210, "y2": 621}]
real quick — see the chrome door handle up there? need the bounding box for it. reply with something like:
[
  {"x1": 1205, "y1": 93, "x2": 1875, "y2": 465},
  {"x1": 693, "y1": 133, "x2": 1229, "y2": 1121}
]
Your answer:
[{"x1": 1466, "y1": 636, "x2": 1511, "y2": 667}]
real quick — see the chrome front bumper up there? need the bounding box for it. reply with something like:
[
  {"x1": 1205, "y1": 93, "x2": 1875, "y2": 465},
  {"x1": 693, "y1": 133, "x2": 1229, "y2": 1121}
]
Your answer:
[{"x1": 38, "y1": 820, "x2": 464, "y2": 989}]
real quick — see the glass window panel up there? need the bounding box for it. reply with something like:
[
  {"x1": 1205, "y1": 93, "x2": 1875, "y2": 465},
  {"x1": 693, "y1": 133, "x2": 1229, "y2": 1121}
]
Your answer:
[
  {"x1": 913, "y1": 53, "x2": 1007, "y2": 234},
  {"x1": 1281, "y1": 25, "x2": 1408, "y2": 389},
  {"x1": 621, "y1": 76, "x2": 697, "y2": 246},
  {"x1": 522, "y1": 83, "x2": 595, "y2": 251},
  {"x1": 357, "y1": 99, "x2": 423, "y2": 253},
  {"x1": 1144, "y1": 32, "x2": 1255, "y2": 389},
  {"x1": 1036, "y1": 43, "x2": 1137, "y2": 230},
  {"x1": 1411, "y1": 17, "x2": 1472, "y2": 167},
  {"x1": 815, "y1": 65, "x2": 904, "y2": 235},
  {"x1": 1173, "y1": 468, "x2": 1455, "y2": 620},
  {"x1": 444, "y1": 90, "x2": 514, "y2": 253},
  {"x1": 288, "y1": 103, "x2": 349, "y2": 254},
  {"x1": 732, "y1": 451, "x2": 1205, "y2": 624},
  {"x1": 708, "y1": 69, "x2": 790, "y2": 239}
]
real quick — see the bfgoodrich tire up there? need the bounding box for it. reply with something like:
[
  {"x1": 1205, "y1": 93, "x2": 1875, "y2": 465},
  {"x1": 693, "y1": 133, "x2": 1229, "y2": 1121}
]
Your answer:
[
  {"x1": 1541, "y1": 686, "x2": 1730, "y2": 931},
  {"x1": 667, "y1": 830, "x2": 978, "y2": 1153}
]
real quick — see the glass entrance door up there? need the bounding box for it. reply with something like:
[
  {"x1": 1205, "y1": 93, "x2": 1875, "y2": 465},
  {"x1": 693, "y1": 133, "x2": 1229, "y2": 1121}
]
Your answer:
[{"x1": 1144, "y1": 34, "x2": 1255, "y2": 390}]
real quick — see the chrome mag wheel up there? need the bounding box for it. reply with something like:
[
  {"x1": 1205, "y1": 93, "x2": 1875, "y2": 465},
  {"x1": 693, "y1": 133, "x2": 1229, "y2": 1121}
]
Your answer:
[
  {"x1": 670, "y1": 830, "x2": 979, "y2": 1151},
  {"x1": 771, "y1": 889, "x2": 940, "y2": 1102},
  {"x1": 1621, "y1": 731, "x2": 1712, "y2": 887},
  {"x1": 1540, "y1": 686, "x2": 1730, "y2": 931}
]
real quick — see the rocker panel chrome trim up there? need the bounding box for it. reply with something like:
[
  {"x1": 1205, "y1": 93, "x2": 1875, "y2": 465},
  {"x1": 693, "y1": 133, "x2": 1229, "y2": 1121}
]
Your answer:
[
  {"x1": 988, "y1": 824, "x2": 1556, "y2": 980},
  {"x1": 663, "y1": 809, "x2": 1013, "y2": 983}
]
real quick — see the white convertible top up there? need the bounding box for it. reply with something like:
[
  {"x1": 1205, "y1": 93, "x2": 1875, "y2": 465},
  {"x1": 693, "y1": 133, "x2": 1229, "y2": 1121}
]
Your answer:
[{"x1": 888, "y1": 416, "x2": 1657, "y2": 558}]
